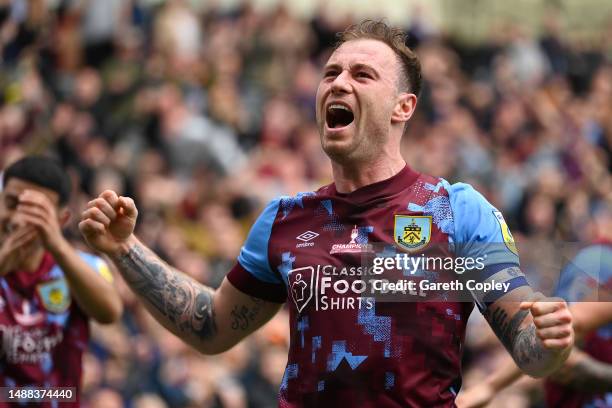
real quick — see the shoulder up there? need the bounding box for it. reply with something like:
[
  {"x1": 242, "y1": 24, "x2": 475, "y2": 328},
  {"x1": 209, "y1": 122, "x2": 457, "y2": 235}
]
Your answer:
[
  {"x1": 76, "y1": 250, "x2": 106, "y2": 267},
  {"x1": 441, "y1": 180, "x2": 518, "y2": 255},
  {"x1": 76, "y1": 251, "x2": 113, "y2": 283},
  {"x1": 278, "y1": 190, "x2": 318, "y2": 220},
  {"x1": 441, "y1": 181, "x2": 495, "y2": 214},
  {"x1": 440, "y1": 180, "x2": 500, "y2": 233}
]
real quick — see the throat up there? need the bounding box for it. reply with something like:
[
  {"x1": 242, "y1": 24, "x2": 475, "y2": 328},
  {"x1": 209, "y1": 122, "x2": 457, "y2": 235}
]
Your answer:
[{"x1": 332, "y1": 158, "x2": 407, "y2": 194}]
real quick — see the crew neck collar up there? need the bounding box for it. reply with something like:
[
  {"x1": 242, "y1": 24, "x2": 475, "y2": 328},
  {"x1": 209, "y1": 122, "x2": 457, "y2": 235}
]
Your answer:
[{"x1": 329, "y1": 164, "x2": 420, "y2": 202}]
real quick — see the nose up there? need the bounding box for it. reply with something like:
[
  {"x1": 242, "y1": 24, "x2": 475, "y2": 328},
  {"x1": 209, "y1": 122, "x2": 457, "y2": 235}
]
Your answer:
[{"x1": 330, "y1": 70, "x2": 352, "y2": 94}]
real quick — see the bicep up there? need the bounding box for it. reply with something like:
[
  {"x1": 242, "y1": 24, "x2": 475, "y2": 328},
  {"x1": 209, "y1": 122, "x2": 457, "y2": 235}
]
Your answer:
[{"x1": 212, "y1": 277, "x2": 283, "y2": 351}]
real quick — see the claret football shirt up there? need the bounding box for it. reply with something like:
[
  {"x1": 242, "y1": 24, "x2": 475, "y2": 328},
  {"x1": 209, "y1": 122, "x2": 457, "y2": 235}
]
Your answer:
[
  {"x1": 0, "y1": 251, "x2": 112, "y2": 408},
  {"x1": 228, "y1": 165, "x2": 526, "y2": 407}
]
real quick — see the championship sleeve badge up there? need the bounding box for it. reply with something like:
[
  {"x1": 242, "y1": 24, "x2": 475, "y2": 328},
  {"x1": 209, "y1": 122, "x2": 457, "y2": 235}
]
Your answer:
[{"x1": 493, "y1": 210, "x2": 518, "y2": 255}]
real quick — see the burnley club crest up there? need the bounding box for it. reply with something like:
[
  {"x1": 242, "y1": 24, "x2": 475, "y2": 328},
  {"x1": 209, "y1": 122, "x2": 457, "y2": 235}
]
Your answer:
[{"x1": 394, "y1": 215, "x2": 432, "y2": 251}]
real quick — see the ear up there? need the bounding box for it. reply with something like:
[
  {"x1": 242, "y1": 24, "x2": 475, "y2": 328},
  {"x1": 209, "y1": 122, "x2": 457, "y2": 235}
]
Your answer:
[
  {"x1": 391, "y1": 93, "x2": 417, "y2": 124},
  {"x1": 59, "y1": 208, "x2": 71, "y2": 228}
]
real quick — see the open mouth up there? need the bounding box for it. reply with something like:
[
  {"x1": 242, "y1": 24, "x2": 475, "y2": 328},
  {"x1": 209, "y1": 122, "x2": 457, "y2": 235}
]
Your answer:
[{"x1": 326, "y1": 104, "x2": 354, "y2": 129}]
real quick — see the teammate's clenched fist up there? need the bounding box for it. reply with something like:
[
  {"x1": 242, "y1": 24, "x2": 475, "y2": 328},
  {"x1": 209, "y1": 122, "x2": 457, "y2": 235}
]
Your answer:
[{"x1": 78, "y1": 190, "x2": 138, "y2": 255}]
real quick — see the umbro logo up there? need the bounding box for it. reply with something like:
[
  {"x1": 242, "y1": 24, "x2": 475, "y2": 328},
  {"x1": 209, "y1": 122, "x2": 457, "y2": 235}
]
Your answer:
[
  {"x1": 297, "y1": 231, "x2": 319, "y2": 242},
  {"x1": 296, "y1": 231, "x2": 319, "y2": 248}
]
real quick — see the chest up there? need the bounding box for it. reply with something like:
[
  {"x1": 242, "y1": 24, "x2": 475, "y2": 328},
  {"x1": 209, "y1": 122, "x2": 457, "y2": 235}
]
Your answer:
[
  {"x1": 270, "y1": 197, "x2": 451, "y2": 280},
  {"x1": 0, "y1": 275, "x2": 72, "y2": 329}
]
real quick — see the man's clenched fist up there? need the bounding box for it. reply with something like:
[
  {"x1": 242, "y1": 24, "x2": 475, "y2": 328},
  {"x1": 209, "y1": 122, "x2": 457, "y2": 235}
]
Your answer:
[
  {"x1": 79, "y1": 190, "x2": 138, "y2": 256},
  {"x1": 520, "y1": 292, "x2": 574, "y2": 352}
]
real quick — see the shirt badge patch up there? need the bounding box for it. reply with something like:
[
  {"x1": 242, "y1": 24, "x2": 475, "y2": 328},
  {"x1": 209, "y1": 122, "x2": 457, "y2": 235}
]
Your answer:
[
  {"x1": 493, "y1": 210, "x2": 518, "y2": 255},
  {"x1": 37, "y1": 279, "x2": 71, "y2": 314},
  {"x1": 287, "y1": 266, "x2": 315, "y2": 313},
  {"x1": 329, "y1": 225, "x2": 374, "y2": 254},
  {"x1": 96, "y1": 259, "x2": 114, "y2": 283},
  {"x1": 394, "y1": 215, "x2": 432, "y2": 251}
]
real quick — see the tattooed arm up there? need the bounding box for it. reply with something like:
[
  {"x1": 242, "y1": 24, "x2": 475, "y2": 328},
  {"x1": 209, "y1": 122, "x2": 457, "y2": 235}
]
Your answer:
[
  {"x1": 484, "y1": 278, "x2": 574, "y2": 378},
  {"x1": 79, "y1": 190, "x2": 282, "y2": 354},
  {"x1": 457, "y1": 298, "x2": 610, "y2": 408}
]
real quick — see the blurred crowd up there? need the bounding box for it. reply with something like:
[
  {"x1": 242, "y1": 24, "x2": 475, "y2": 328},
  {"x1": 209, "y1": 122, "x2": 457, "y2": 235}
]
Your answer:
[{"x1": 1, "y1": 0, "x2": 611, "y2": 407}]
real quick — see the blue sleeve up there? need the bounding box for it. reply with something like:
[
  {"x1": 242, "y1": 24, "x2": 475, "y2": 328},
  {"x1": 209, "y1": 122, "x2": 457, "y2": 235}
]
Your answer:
[
  {"x1": 237, "y1": 198, "x2": 282, "y2": 284},
  {"x1": 78, "y1": 251, "x2": 113, "y2": 283},
  {"x1": 444, "y1": 181, "x2": 527, "y2": 311},
  {"x1": 444, "y1": 181, "x2": 520, "y2": 266}
]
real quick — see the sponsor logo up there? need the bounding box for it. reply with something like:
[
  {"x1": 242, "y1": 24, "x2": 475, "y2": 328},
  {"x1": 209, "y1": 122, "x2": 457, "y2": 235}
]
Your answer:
[
  {"x1": 0, "y1": 325, "x2": 63, "y2": 364},
  {"x1": 394, "y1": 215, "x2": 432, "y2": 251},
  {"x1": 493, "y1": 210, "x2": 518, "y2": 255},
  {"x1": 288, "y1": 267, "x2": 315, "y2": 313},
  {"x1": 287, "y1": 265, "x2": 377, "y2": 313},
  {"x1": 296, "y1": 231, "x2": 319, "y2": 248},
  {"x1": 330, "y1": 225, "x2": 373, "y2": 254}
]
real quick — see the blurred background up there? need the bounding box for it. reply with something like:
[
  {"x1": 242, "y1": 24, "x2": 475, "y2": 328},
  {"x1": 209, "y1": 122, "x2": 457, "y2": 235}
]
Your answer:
[{"x1": 1, "y1": 0, "x2": 611, "y2": 406}]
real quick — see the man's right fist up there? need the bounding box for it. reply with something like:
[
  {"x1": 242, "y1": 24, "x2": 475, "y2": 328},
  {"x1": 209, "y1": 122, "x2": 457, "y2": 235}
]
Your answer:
[{"x1": 79, "y1": 190, "x2": 138, "y2": 255}]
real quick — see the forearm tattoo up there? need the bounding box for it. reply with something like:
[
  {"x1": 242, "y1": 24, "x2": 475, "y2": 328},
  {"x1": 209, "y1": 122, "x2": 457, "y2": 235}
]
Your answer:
[
  {"x1": 113, "y1": 244, "x2": 217, "y2": 340},
  {"x1": 512, "y1": 324, "x2": 544, "y2": 367},
  {"x1": 486, "y1": 307, "x2": 547, "y2": 368}
]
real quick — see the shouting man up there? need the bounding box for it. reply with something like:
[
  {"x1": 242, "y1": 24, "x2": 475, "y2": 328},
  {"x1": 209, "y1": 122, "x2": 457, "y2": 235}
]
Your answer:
[{"x1": 79, "y1": 21, "x2": 573, "y2": 407}]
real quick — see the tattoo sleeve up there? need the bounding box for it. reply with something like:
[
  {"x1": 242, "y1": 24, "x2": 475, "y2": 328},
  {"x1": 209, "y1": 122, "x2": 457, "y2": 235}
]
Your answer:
[
  {"x1": 485, "y1": 305, "x2": 551, "y2": 375},
  {"x1": 112, "y1": 243, "x2": 217, "y2": 341}
]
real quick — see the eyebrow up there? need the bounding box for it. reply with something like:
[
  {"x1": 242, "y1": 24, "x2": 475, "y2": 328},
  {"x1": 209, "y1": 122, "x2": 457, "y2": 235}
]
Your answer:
[
  {"x1": 323, "y1": 63, "x2": 380, "y2": 78},
  {"x1": 351, "y1": 63, "x2": 379, "y2": 77},
  {"x1": 323, "y1": 63, "x2": 342, "y2": 72}
]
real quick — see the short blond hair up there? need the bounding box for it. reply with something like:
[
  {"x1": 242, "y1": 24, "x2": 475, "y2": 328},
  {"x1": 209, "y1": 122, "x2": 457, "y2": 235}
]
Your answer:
[{"x1": 336, "y1": 20, "x2": 422, "y2": 97}]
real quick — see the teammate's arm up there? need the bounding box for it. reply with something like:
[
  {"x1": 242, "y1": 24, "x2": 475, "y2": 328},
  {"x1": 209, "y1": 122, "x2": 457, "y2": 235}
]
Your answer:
[
  {"x1": 455, "y1": 355, "x2": 522, "y2": 408},
  {"x1": 570, "y1": 300, "x2": 612, "y2": 338},
  {"x1": 16, "y1": 189, "x2": 122, "y2": 324},
  {"x1": 549, "y1": 348, "x2": 612, "y2": 393},
  {"x1": 79, "y1": 190, "x2": 282, "y2": 354},
  {"x1": 483, "y1": 281, "x2": 573, "y2": 378}
]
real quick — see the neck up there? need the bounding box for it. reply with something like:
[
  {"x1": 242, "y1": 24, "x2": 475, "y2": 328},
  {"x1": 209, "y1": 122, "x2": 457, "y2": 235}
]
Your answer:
[
  {"x1": 19, "y1": 246, "x2": 45, "y2": 273},
  {"x1": 332, "y1": 155, "x2": 406, "y2": 193}
]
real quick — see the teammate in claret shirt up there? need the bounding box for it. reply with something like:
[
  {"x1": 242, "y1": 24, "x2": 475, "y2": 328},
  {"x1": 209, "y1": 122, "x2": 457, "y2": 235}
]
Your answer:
[
  {"x1": 80, "y1": 20, "x2": 574, "y2": 407},
  {"x1": 0, "y1": 156, "x2": 122, "y2": 407}
]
